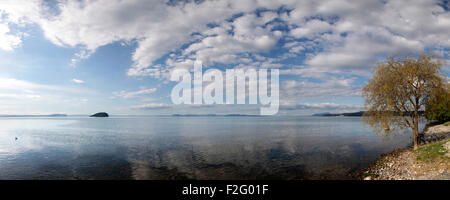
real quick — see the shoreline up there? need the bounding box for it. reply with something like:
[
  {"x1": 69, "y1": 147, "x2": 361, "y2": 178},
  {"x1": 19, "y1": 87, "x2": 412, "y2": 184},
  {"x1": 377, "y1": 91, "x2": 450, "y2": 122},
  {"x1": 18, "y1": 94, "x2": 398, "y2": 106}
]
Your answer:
[{"x1": 359, "y1": 123, "x2": 450, "y2": 180}]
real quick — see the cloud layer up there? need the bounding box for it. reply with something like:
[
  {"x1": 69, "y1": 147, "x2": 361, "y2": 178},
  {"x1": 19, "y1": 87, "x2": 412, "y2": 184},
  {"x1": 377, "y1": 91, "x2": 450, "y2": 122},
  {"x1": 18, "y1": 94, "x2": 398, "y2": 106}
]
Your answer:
[
  {"x1": 1, "y1": 0, "x2": 449, "y2": 113},
  {"x1": 2, "y1": 0, "x2": 448, "y2": 75}
]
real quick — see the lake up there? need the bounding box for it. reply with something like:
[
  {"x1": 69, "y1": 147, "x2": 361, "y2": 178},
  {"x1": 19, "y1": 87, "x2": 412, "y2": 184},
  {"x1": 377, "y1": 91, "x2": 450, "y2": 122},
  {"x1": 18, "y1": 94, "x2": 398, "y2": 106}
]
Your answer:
[{"x1": 0, "y1": 116, "x2": 421, "y2": 179}]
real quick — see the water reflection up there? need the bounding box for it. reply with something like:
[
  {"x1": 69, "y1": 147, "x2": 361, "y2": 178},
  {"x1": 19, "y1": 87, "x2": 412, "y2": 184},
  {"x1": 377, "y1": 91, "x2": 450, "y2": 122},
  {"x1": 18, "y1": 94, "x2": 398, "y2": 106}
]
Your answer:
[{"x1": 0, "y1": 116, "x2": 419, "y2": 179}]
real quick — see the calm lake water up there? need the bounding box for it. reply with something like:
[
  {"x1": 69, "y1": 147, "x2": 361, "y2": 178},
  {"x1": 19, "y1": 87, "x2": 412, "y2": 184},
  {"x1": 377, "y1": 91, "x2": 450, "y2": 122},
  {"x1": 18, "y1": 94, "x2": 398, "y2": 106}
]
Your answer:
[{"x1": 0, "y1": 116, "x2": 422, "y2": 180}]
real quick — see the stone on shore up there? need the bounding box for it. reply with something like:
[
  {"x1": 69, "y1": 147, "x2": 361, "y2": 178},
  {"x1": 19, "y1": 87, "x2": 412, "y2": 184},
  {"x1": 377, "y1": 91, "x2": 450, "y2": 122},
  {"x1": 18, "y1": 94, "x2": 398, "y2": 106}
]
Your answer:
[
  {"x1": 445, "y1": 141, "x2": 450, "y2": 157},
  {"x1": 361, "y1": 140, "x2": 450, "y2": 180}
]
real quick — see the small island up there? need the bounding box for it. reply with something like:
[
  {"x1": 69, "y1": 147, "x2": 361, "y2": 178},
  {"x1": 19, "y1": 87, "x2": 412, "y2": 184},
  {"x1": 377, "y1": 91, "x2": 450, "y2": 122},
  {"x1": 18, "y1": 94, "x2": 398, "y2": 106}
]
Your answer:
[{"x1": 90, "y1": 112, "x2": 109, "y2": 117}]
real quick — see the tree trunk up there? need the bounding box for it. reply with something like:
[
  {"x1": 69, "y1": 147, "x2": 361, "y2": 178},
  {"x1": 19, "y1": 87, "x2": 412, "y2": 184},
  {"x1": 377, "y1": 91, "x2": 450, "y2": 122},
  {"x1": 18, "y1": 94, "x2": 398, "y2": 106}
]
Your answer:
[{"x1": 413, "y1": 114, "x2": 419, "y2": 150}]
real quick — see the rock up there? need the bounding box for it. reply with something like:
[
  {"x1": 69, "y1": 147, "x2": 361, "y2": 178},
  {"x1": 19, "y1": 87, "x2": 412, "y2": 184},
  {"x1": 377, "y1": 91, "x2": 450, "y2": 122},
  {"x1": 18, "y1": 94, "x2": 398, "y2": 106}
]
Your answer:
[
  {"x1": 363, "y1": 176, "x2": 372, "y2": 180},
  {"x1": 419, "y1": 124, "x2": 450, "y2": 144},
  {"x1": 425, "y1": 125, "x2": 450, "y2": 134},
  {"x1": 90, "y1": 112, "x2": 109, "y2": 117},
  {"x1": 444, "y1": 141, "x2": 450, "y2": 157}
]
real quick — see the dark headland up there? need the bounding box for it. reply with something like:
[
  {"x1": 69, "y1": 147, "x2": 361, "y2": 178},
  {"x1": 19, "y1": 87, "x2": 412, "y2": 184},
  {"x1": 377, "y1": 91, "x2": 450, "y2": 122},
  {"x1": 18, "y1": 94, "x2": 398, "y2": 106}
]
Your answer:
[{"x1": 90, "y1": 112, "x2": 109, "y2": 117}]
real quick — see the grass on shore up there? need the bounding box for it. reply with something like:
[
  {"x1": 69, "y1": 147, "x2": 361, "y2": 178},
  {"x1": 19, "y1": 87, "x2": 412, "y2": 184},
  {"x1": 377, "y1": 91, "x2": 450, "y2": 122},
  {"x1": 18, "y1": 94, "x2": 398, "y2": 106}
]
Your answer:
[
  {"x1": 361, "y1": 172, "x2": 378, "y2": 178},
  {"x1": 413, "y1": 139, "x2": 449, "y2": 162},
  {"x1": 444, "y1": 121, "x2": 450, "y2": 126}
]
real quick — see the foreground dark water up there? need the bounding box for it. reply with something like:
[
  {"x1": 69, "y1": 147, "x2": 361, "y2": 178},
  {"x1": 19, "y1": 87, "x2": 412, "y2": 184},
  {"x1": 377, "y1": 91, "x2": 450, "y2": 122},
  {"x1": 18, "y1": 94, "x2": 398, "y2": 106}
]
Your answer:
[{"x1": 0, "y1": 116, "x2": 421, "y2": 179}]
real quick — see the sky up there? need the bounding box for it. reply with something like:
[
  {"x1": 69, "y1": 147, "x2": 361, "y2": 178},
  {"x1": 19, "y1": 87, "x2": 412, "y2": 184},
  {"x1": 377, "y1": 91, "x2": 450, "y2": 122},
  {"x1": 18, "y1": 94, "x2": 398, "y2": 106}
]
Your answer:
[{"x1": 0, "y1": 0, "x2": 449, "y2": 115}]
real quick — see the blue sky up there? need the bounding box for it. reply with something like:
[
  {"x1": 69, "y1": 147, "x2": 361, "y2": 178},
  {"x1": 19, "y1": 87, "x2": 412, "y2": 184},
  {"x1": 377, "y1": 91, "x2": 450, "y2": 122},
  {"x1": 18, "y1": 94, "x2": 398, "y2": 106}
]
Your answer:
[{"x1": 0, "y1": 0, "x2": 449, "y2": 115}]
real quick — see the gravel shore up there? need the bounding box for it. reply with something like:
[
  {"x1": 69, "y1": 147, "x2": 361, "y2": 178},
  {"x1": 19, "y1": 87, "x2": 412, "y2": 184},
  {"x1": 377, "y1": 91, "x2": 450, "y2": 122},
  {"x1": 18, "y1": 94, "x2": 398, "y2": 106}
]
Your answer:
[{"x1": 360, "y1": 124, "x2": 450, "y2": 180}]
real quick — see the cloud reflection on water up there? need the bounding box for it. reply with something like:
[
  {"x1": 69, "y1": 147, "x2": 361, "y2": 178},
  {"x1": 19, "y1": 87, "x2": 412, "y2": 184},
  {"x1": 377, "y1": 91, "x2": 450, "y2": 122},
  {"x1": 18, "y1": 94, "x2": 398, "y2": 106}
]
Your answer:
[{"x1": 0, "y1": 116, "x2": 416, "y2": 179}]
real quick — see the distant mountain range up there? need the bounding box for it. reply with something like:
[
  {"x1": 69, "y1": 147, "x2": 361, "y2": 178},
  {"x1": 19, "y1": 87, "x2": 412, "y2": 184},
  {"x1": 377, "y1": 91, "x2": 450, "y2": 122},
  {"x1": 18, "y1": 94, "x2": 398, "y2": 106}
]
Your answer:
[
  {"x1": 171, "y1": 114, "x2": 261, "y2": 117},
  {"x1": 312, "y1": 111, "x2": 425, "y2": 117},
  {"x1": 0, "y1": 114, "x2": 68, "y2": 117},
  {"x1": 312, "y1": 111, "x2": 365, "y2": 117}
]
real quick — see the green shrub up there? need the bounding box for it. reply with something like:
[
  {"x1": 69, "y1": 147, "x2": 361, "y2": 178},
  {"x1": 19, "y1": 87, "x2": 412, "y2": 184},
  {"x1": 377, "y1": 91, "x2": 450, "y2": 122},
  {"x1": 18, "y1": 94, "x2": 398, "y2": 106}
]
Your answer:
[{"x1": 425, "y1": 87, "x2": 450, "y2": 123}]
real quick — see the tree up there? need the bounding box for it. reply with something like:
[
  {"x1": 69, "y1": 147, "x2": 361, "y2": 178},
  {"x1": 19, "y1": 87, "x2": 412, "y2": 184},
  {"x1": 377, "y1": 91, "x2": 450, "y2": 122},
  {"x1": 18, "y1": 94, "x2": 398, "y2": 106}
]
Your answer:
[
  {"x1": 362, "y1": 54, "x2": 445, "y2": 150},
  {"x1": 424, "y1": 84, "x2": 450, "y2": 123}
]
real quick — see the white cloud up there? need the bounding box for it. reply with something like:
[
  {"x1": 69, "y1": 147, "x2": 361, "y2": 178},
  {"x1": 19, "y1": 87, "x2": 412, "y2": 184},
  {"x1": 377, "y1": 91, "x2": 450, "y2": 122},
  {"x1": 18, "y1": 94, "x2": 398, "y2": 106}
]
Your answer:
[
  {"x1": 0, "y1": 0, "x2": 41, "y2": 24},
  {"x1": 113, "y1": 88, "x2": 157, "y2": 99},
  {"x1": 0, "y1": 0, "x2": 41, "y2": 51},
  {"x1": 0, "y1": 78, "x2": 55, "y2": 90},
  {"x1": 0, "y1": 78, "x2": 95, "y2": 95},
  {"x1": 1, "y1": 0, "x2": 290, "y2": 71},
  {"x1": 179, "y1": 13, "x2": 282, "y2": 67},
  {"x1": 281, "y1": 77, "x2": 361, "y2": 103},
  {"x1": 71, "y1": 78, "x2": 84, "y2": 84},
  {"x1": 281, "y1": 103, "x2": 363, "y2": 110},
  {"x1": 129, "y1": 103, "x2": 171, "y2": 110},
  {"x1": 0, "y1": 0, "x2": 448, "y2": 83},
  {"x1": 0, "y1": 93, "x2": 41, "y2": 100},
  {"x1": 0, "y1": 23, "x2": 22, "y2": 51},
  {"x1": 0, "y1": 78, "x2": 95, "y2": 114},
  {"x1": 290, "y1": 19, "x2": 333, "y2": 38}
]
